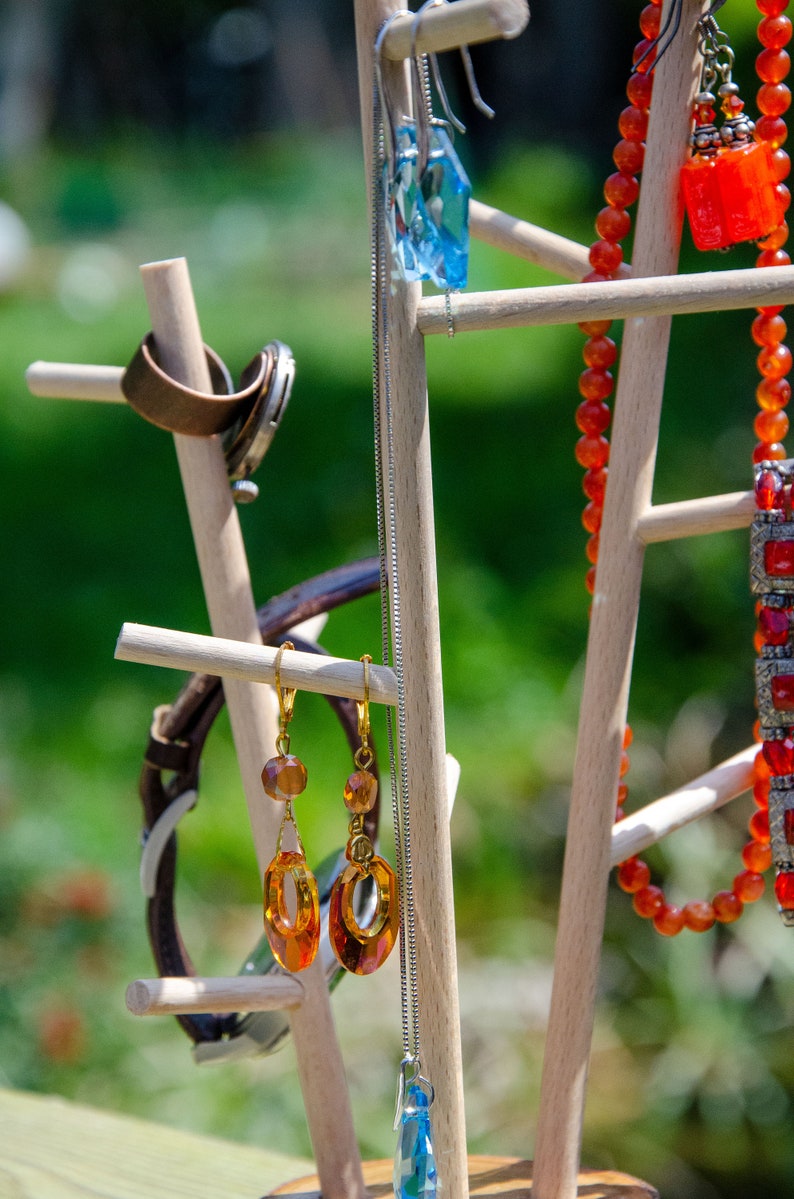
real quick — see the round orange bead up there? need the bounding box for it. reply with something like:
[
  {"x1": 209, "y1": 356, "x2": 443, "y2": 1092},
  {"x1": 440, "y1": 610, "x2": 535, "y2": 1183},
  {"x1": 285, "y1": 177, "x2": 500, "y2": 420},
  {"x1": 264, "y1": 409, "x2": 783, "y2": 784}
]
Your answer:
[
  {"x1": 758, "y1": 342, "x2": 793, "y2": 376},
  {"x1": 733, "y1": 869, "x2": 766, "y2": 903},
  {"x1": 618, "y1": 105, "x2": 649, "y2": 142},
  {"x1": 758, "y1": 15, "x2": 792, "y2": 50},
  {"x1": 742, "y1": 839, "x2": 772, "y2": 872},
  {"x1": 758, "y1": 221, "x2": 790, "y2": 250},
  {"x1": 757, "y1": 47, "x2": 791, "y2": 84},
  {"x1": 757, "y1": 114, "x2": 789, "y2": 147},
  {"x1": 595, "y1": 206, "x2": 631, "y2": 243},
  {"x1": 617, "y1": 857, "x2": 651, "y2": 893},
  {"x1": 633, "y1": 885, "x2": 664, "y2": 918},
  {"x1": 750, "y1": 807, "x2": 771, "y2": 843},
  {"x1": 604, "y1": 172, "x2": 639, "y2": 207},
  {"x1": 583, "y1": 336, "x2": 618, "y2": 369},
  {"x1": 575, "y1": 434, "x2": 610, "y2": 469},
  {"x1": 753, "y1": 312, "x2": 788, "y2": 346},
  {"x1": 578, "y1": 368, "x2": 614, "y2": 401},
  {"x1": 758, "y1": 82, "x2": 792, "y2": 117},
  {"x1": 754, "y1": 408, "x2": 789, "y2": 441},
  {"x1": 626, "y1": 71, "x2": 653, "y2": 109},
  {"x1": 639, "y1": 4, "x2": 661, "y2": 39},
  {"x1": 576, "y1": 399, "x2": 612, "y2": 435},
  {"x1": 654, "y1": 903, "x2": 685, "y2": 936},
  {"x1": 712, "y1": 890, "x2": 744, "y2": 923},
  {"x1": 682, "y1": 899, "x2": 716, "y2": 932},
  {"x1": 757, "y1": 376, "x2": 792, "y2": 410},
  {"x1": 613, "y1": 139, "x2": 645, "y2": 174},
  {"x1": 582, "y1": 467, "x2": 608, "y2": 500},
  {"x1": 578, "y1": 319, "x2": 612, "y2": 337},
  {"x1": 582, "y1": 501, "x2": 602, "y2": 534}
]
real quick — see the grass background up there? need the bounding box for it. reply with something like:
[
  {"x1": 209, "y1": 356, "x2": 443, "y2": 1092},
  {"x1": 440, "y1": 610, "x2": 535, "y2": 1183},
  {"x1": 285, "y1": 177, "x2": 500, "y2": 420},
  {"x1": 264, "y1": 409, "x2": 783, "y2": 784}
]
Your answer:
[{"x1": 2, "y1": 5, "x2": 794, "y2": 1197}]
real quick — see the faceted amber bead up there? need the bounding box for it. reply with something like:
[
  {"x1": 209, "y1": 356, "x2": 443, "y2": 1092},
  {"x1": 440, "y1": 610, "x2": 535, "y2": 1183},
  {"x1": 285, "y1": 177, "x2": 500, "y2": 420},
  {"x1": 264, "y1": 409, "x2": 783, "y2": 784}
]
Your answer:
[
  {"x1": 617, "y1": 858, "x2": 650, "y2": 893},
  {"x1": 742, "y1": 838, "x2": 772, "y2": 872},
  {"x1": 595, "y1": 206, "x2": 631, "y2": 243},
  {"x1": 654, "y1": 903, "x2": 685, "y2": 936},
  {"x1": 757, "y1": 48, "x2": 791, "y2": 84},
  {"x1": 576, "y1": 400, "x2": 611, "y2": 434},
  {"x1": 575, "y1": 434, "x2": 610, "y2": 469},
  {"x1": 755, "y1": 466, "x2": 783, "y2": 506},
  {"x1": 633, "y1": 885, "x2": 664, "y2": 918},
  {"x1": 682, "y1": 899, "x2": 716, "y2": 932},
  {"x1": 759, "y1": 15, "x2": 793, "y2": 50},
  {"x1": 753, "y1": 311, "x2": 788, "y2": 343},
  {"x1": 613, "y1": 139, "x2": 645, "y2": 174},
  {"x1": 583, "y1": 336, "x2": 618, "y2": 369},
  {"x1": 754, "y1": 408, "x2": 790, "y2": 440},
  {"x1": 262, "y1": 754, "x2": 308, "y2": 801},
  {"x1": 758, "y1": 82, "x2": 792, "y2": 117},
  {"x1": 734, "y1": 869, "x2": 766, "y2": 902},
  {"x1": 775, "y1": 869, "x2": 794, "y2": 908},
  {"x1": 578, "y1": 368, "x2": 614, "y2": 401},
  {"x1": 712, "y1": 890, "x2": 744, "y2": 922},
  {"x1": 604, "y1": 171, "x2": 639, "y2": 208},
  {"x1": 343, "y1": 768, "x2": 378, "y2": 814},
  {"x1": 618, "y1": 105, "x2": 649, "y2": 142}
]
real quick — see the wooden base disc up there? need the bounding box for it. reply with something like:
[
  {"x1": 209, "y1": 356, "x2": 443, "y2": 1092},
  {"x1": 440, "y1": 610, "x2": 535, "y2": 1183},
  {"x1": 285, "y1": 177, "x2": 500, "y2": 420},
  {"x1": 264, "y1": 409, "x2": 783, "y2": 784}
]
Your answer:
[{"x1": 269, "y1": 1154, "x2": 660, "y2": 1198}]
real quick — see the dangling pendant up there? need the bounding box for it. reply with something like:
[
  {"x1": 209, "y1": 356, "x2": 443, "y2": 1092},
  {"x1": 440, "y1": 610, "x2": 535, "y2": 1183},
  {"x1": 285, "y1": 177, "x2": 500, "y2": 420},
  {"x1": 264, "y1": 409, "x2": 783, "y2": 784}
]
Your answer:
[
  {"x1": 393, "y1": 1073, "x2": 438, "y2": 1199},
  {"x1": 385, "y1": 122, "x2": 471, "y2": 289}
]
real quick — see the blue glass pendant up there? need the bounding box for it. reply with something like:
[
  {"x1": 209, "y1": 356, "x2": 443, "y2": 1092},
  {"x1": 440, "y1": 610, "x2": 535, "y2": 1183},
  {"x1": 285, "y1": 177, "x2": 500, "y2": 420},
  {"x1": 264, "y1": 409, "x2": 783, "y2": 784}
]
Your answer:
[
  {"x1": 385, "y1": 123, "x2": 471, "y2": 289},
  {"x1": 393, "y1": 1083, "x2": 438, "y2": 1199}
]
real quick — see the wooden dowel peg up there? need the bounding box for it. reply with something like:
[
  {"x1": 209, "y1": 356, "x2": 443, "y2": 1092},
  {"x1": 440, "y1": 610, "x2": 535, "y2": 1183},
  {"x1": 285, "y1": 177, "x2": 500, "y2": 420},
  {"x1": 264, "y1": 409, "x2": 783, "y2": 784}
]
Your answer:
[
  {"x1": 418, "y1": 264, "x2": 794, "y2": 335},
  {"x1": 470, "y1": 199, "x2": 632, "y2": 281},
  {"x1": 126, "y1": 975, "x2": 305, "y2": 1017},
  {"x1": 115, "y1": 621, "x2": 399, "y2": 706},
  {"x1": 637, "y1": 490, "x2": 756, "y2": 543},
  {"x1": 26, "y1": 361, "x2": 125, "y2": 402},
  {"x1": 380, "y1": 0, "x2": 528, "y2": 60},
  {"x1": 610, "y1": 744, "x2": 756, "y2": 867},
  {"x1": 140, "y1": 257, "x2": 365, "y2": 1199}
]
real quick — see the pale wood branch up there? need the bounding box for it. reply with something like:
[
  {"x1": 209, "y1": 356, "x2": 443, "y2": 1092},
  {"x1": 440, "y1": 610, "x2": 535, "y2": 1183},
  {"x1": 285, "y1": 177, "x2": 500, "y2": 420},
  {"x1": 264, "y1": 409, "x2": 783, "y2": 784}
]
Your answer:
[
  {"x1": 380, "y1": 0, "x2": 528, "y2": 60},
  {"x1": 126, "y1": 975, "x2": 305, "y2": 1017},
  {"x1": 637, "y1": 490, "x2": 756, "y2": 543}
]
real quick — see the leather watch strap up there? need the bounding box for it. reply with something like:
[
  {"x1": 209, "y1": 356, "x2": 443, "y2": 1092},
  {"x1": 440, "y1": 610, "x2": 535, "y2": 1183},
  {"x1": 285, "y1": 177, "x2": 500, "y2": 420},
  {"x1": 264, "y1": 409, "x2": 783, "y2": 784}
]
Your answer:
[{"x1": 122, "y1": 332, "x2": 274, "y2": 437}]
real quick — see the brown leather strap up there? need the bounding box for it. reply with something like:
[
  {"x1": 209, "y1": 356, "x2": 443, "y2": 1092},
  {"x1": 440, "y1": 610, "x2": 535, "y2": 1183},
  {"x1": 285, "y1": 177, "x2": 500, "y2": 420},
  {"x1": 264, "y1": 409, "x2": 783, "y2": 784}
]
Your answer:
[
  {"x1": 138, "y1": 557, "x2": 381, "y2": 1047},
  {"x1": 121, "y1": 333, "x2": 274, "y2": 436}
]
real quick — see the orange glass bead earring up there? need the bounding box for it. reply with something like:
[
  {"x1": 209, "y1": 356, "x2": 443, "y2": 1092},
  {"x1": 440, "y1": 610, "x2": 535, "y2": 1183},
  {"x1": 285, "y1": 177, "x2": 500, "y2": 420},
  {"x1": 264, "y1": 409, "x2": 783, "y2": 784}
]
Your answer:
[
  {"x1": 329, "y1": 654, "x2": 399, "y2": 975},
  {"x1": 261, "y1": 641, "x2": 320, "y2": 973},
  {"x1": 682, "y1": 9, "x2": 786, "y2": 250}
]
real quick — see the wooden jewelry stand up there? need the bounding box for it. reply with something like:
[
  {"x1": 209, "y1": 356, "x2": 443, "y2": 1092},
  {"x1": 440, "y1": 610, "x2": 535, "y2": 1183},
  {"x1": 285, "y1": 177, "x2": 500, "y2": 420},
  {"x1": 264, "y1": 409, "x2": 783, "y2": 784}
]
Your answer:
[{"x1": 25, "y1": 1, "x2": 794, "y2": 1197}]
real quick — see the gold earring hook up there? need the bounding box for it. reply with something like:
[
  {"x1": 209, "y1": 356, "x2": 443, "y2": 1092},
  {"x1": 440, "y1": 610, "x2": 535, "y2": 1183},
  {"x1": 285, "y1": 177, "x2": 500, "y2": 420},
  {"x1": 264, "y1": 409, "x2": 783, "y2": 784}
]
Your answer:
[
  {"x1": 274, "y1": 641, "x2": 296, "y2": 751},
  {"x1": 354, "y1": 655, "x2": 374, "y2": 772}
]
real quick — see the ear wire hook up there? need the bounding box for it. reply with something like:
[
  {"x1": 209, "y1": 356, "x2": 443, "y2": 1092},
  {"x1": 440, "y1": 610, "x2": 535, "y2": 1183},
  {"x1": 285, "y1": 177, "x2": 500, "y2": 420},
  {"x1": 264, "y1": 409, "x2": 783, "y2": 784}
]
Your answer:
[
  {"x1": 374, "y1": 8, "x2": 413, "y2": 177},
  {"x1": 634, "y1": 0, "x2": 729, "y2": 76},
  {"x1": 273, "y1": 640, "x2": 296, "y2": 755}
]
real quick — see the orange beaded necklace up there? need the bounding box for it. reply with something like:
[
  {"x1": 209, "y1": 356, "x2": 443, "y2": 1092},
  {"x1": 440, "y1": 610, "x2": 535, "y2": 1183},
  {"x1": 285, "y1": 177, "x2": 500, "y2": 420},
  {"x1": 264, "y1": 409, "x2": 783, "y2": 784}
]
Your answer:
[{"x1": 574, "y1": 0, "x2": 791, "y2": 936}]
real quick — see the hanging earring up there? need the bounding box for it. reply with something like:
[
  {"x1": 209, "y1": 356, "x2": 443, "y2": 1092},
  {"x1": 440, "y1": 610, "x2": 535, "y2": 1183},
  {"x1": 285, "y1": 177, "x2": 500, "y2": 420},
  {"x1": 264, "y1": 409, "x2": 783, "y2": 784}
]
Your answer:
[
  {"x1": 375, "y1": 0, "x2": 492, "y2": 291},
  {"x1": 329, "y1": 655, "x2": 399, "y2": 975},
  {"x1": 261, "y1": 641, "x2": 320, "y2": 973},
  {"x1": 681, "y1": 9, "x2": 785, "y2": 251}
]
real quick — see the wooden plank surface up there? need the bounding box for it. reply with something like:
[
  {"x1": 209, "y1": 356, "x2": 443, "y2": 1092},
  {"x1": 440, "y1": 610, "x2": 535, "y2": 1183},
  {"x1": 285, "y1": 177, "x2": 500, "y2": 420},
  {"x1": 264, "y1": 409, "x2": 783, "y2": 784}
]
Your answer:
[
  {"x1": 271, "y1": 1155, "x2": 659, "y2": 1198},
  {"x1": 0, "y1": 1088, "x2": 312, "y2": 1198}
]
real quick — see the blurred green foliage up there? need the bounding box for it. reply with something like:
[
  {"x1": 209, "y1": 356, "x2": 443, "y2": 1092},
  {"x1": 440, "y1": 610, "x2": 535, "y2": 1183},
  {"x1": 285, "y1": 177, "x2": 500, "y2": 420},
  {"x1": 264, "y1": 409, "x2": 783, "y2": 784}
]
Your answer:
[{"x1": 2, "y1": 19, "x2": 794, "y2": 1195}]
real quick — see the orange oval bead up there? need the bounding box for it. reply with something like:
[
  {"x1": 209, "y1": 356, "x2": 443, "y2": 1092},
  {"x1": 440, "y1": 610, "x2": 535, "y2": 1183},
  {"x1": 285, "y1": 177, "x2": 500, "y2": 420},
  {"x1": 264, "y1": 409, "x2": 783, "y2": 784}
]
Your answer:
[
  {"x1": 758, "y1": 220, "x2": 790, "y2": 250},
  {"x1": 757, "y1": 376, "x2": 792, "y2": 410},
  {"x1": 578, "y1": 368, "x2": 614, "y2": 401},
  {"x1": 712, "y1": 890, "x2": 744, "y2": 923},
  {"x1": 758, "y1": 82, "x2": 792, "y2": 117},
  {"x1": 654, "y1": 903, "x2": 685, "y2": 936},
  {"x1": 757, "y1": 247, "x2": 792, "y2": 268},
  {"x1": 604, "y1": 172, "x2": 639, "y2": 207},
  {"x1": 758, "y1": 15, "x2": 793, "y2": 51},
  {"x1": 757, "y1": 342, "x2": 793, "y2": 376},
  {"x1": 595, "y1": 206, "x2": 631, "y2": 243},
  {"x1": 742, "y1": 839, "x2": 772, "y2": 872},
  {"x1": 582, "y1": 467, "x2": 608, "y2": 500},
  {"x1": 613, "y1": 139, "x2": 645, "y2": 174},
  {"x1": 753, "y1": 439, "x2": 787, "y2": 462},
  {"x1": 754, "y1": 408, "x2": 789, "y2": 441},
  {"x1": 575, "y1": 435, "x2": 610, "y2": 469},
  {"x1": 750, "y1": 807, "x2": 771, "y2": 843},
  {"x1": 626, "y1": 71, "x2": 653, "y2": 109},
  {"x1": 578, "y1": 319, "x2": 613, "y2": 337},
  {"x1": 585, "y1": 565, "x2": 597, "y2": 595},
  {"x1": 589, "y1": 239, "x2": 624, "y2": 274},
  {"x1": 583, "y1": 336, "x2": 618, "y2": 369},
  {"x1": 576, "y1": 400, "x2": 611, "y2": 434},
  {"x1": 639, "y1": 4, "x2": 661, "y2": 39},
  {"x1": 682, "y1": 899, "x2": 716, "y2": 932},
  {"x1": 752, "y1": 311, "x2": 788, "y2": 345},
  {"x1": 585, "y1": 534, "x2": 599, "y2": 564},
  {"x1": 756, "y1": 114, "x2": 789, "y2": 147},
  {"x1": 757, "y1": 48, "x2": 791, "y2": 84},
  {"x1": 617, "y1": 857, "x2": 651, "y2": 893},
  {"x1": 618, "y1": 105, "x2": 649, "y2": 142},
  {"x1": 633, "y1": 885, "x2": 664, "y2": 918},
  {"x1": 623, "y1": 726, "x2": 633, "y2": 749},
  {"x1": 733, "y1": 869, "x2": 766, "y2": 903},
  {"x1": 772, "y1": 148, "x2": 791, "y2": 180},
  {"x1": 582, "y1": 501, "x2": 602, "y2": 534}
]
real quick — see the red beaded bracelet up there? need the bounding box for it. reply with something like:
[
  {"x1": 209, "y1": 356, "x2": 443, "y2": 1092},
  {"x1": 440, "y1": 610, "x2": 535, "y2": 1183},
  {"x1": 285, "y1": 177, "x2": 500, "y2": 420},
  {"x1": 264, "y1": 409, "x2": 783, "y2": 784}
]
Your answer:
[{"x1": 574, "y1": 0, "x2": 790, "y2": 935}]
